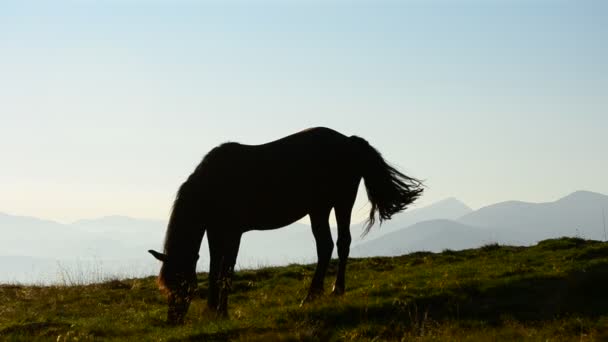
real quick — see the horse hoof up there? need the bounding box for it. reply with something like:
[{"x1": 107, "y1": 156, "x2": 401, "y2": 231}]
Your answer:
[
  {"x1": 299, "y1": 298, "x2": 311, "y2": 307},
  {"x1": 331, "y1": 288, "x2": 344, "y2": 296},
  {"x1": 214, "y1": 306, "x2": 229, "y2": 319},
  {"x1": 300, "y1": 291, "x2": 322, "y2": 306}
]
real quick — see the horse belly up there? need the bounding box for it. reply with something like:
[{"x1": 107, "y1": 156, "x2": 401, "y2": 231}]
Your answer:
[{"x1": 243, "y1": 192, "x2": 311, "y2": 231}]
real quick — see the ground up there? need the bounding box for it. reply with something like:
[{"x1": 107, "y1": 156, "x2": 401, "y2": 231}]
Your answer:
[{"x1": 1, "y1": 237, "x2": 608, "y2": 341}]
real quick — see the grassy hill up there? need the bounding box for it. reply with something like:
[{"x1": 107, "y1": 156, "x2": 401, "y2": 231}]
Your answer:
[{"x1": 1, "y1": 237, "x2": 608, "y2": 341}]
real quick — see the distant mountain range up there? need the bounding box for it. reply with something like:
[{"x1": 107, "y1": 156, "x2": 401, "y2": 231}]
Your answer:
[
  {"x1": 352, "y1": 190, "x2": 608, "y2": 257},
  {"x1": 0, "y1": 213, "x2": 165, "y2": 259},
  {"x1": 350, "y1": 197, "x2": 473, "y2": 241},
  {"x1": 0, "y1": 214, "x2": 166, "y2": 284},
  {"x1": 1, "y1": 190, "x2": 607, "y2": 284}
]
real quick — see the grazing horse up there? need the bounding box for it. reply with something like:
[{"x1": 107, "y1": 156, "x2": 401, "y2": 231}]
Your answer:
[{"x1": 149, "y1": 127, "x2": 423, "y2": 324}]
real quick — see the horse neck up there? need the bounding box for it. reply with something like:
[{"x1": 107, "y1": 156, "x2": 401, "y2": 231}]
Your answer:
[{"x1": 163, "y1": 195, "x2": 204, "y2": 262}]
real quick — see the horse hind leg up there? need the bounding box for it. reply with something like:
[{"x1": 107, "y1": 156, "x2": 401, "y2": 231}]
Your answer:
[
  {"x1": 332, "y1": 204, "x2": 353, "y2": 296},
  {"x1": 301, "y1": 207, "x2": 333, "y2": 305}
]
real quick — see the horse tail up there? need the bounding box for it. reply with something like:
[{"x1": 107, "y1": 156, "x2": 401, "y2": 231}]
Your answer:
[{"x1": 350, "y1": 136, "x2": 424, "y2": 236}]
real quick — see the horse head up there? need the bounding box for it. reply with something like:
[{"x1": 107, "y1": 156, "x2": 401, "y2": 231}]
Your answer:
[{"x1": 149, "y1": 249, "x2": 199, "y2": 324}]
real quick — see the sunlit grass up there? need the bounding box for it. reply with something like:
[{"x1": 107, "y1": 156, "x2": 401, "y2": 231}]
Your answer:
[{"x1": 1, "y1": 237, "x2": 608, "y2": 340}]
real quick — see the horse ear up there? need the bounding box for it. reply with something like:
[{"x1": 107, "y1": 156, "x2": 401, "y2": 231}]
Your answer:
[{"x1": 148, "y1": 249, "x2": 168, "y2": 262}]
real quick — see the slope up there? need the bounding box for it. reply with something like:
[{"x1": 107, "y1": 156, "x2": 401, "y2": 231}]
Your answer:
[{"x1": 1, "y1": 238, "x2": 607, "y2": 341}]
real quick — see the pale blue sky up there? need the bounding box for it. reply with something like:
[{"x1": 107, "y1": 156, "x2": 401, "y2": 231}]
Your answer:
[{"x1": 1, "y1": 1, "x2": 607, "y2": 222}]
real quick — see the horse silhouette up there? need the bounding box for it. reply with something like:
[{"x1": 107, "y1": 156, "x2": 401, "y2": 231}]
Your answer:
[{"x1": 149, "y1": 127, "x2": 423, "y2": 324}]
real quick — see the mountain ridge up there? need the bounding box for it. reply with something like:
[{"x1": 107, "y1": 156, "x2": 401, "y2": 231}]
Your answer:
[
  {"x1": 354, "y1": 190, "x2": 608, "y2": 257},
  {"x1": 2, "y1": 190, "x2": 607, "y2": 283}
]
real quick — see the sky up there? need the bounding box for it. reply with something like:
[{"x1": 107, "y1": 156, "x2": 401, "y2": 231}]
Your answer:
[{"x1": 1, "y1": 0, "x2": 607, "y2": 223}]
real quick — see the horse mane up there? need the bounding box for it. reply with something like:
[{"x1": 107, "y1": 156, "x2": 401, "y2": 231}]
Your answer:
[
  {"x1": 163, "y1": 143, "x2": 235, "y2": 251},
  {"x1": 163, "y1": 182, "x2": 196, "y2": 256},
  {"x1": 158, "y1": 182, "x2": 197, "y2": 292}
]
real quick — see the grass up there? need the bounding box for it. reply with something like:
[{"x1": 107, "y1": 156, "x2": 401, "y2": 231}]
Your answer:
[{"x1": 1, "y1": 237, "x2": 608, "y2": 341}]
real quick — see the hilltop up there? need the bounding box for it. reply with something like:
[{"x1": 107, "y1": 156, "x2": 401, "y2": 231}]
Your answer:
[{"x1": 1, "y1": 237, "x2": 608, "y2": 341}]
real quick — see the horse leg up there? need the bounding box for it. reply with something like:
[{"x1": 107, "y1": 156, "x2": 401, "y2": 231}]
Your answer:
[
  {"x1": 331, "y1": 182, "x2": 358, "y2": 295},
  {"x1": 217, "y1": 233, "x2": 242, "y2": 317},
  {"x1": 206, "y1": 233, "x2": 221, "y2": 311},
  {"x1": 332, "y1": 204, "x2": 353, "y2": 296},
  {"x1": 302, "y1": 207, "x2": 333, "y2": 304}
]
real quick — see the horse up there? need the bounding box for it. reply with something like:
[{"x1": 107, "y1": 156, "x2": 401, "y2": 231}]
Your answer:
[{"x1": 148, "y1": 127, "x2": 423, "y2": 324}]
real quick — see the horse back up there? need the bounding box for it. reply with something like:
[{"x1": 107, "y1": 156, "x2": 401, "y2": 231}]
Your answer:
[{"x1": 199, "y1": 128, "x2": 361, "y2": 230}]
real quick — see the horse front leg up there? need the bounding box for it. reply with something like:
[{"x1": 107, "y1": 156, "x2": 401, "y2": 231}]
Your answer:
[
  {"x1": 206, "y1": 229, "x2": 224, "y2": 312},
  {"x1": 207, "y1": 244, "x2": 221, "y2": 312},
  {"x1": 217, "y1": 233, "x2": 241, "y2": 317},
  {"x1": 302, "y1": 208, "x2": 333, "y2": 304}
]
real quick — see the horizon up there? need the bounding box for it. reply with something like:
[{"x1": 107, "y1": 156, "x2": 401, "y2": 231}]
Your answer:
[
  {"x1": 2, "y1": 186, "x2": 607, "y2": 286},
  {"x1": 2, "y1": 1, "x2": 607, "y2": 223},
  {"x1": 1, "y1": 189, "x2": 605, "y2": 225}
]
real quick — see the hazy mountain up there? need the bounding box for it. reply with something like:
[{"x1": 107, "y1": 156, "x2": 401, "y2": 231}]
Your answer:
[
  {"x1": 0, "y1": 197, "x2": 468, "y2": 283},
  {"x1": 237, "y1": 197, "x2": 472, "y2": 265},
  {"x1": 4, "y1": 191, "x2": 605, "y2": 283},
  {"x1": 351, "y1": 219, "x2": 491, "y2": 256},
  {"x1": 238, "y1": 223, "x2": 318, "y2": 267},
  {"x1": 459, "y1": 190, "x2": 608, "y2": 243},
  {"x1": 0, "y1": 213, "x2": 91, "y2": 258},
  {"x1": 0, "y1": 213, "x2": 164, "y2": 259},
  {"x1": 353, "y1": 191, "x2": 608, "y2": 257},
  {"x1": 351, "y1": 197, "x2": 472, "y2": 241},
  {"x1": 0, "y1": 213, "x2": 163, "y2": 284},
  {"x1": 72, "y1": 215, "x2": 166, "y2": 234},
  {"x1": 70, "y1": 215, "x2": 166, "y2": 260}
]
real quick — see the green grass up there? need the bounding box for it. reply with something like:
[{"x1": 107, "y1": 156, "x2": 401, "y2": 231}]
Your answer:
[{"x1": 2, "y1": 237, "x2": 608, "y2": 341}]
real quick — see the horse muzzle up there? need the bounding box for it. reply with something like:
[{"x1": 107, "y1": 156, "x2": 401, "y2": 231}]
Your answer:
[{"x1": 167, "y1": 293, "x2": 191, "y2": 325}]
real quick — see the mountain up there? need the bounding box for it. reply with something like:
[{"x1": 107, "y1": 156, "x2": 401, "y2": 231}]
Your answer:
[
  {"x1": 0, "y1": 213, "x2": 164, "y2": 284},
  {"x1": 459, "y1": 190, "x2": 608, "y2": 243},
  {"x1": 351, "y1": 219, "x2": 491, "y2": 256},
  {"x1": 72, "y1": 215, "x2": 166, "y2": 234},
  {"x1": 353, "y1": 191, "x2": 608, "y2": 257},
  {"x1": 0, "y1": 197, "x2": 470, "y2": 283},
  {"x1": 70, "y1": 215, "x2": 166, "y2": 260},
  {"x1": 238, "y1": 223, "x2": 318, "y2": 266},
  {"x1": 0, "y1": 213, "x2": 164, "y2": 259},
  {"x1": 5, "y1": 191, "x2": 605, "y2": 283},
  {"x1": 351, "y1": 197, "x2": 472, "y2": 241},
  {"x1": 0, "y1": 213, "x2": 91, "y2": 258},
  {"x1": 238, "y1": 197, "x2": 472, "y2": 265}
]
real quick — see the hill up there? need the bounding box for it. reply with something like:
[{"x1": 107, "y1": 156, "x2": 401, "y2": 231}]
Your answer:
[{"x1": 1, "y1": 237, "x2": 607, "y2": 341}]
